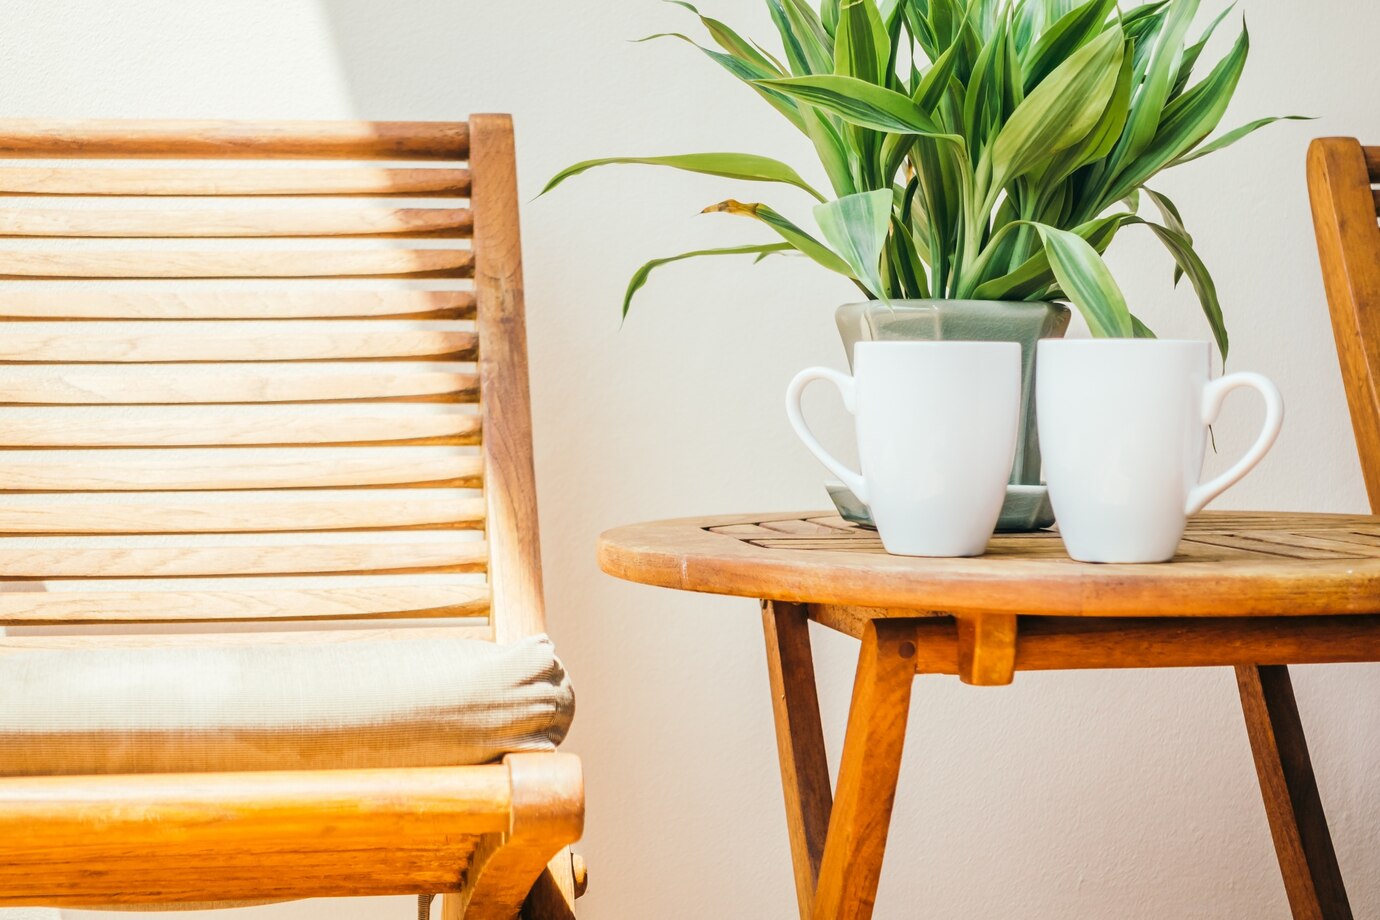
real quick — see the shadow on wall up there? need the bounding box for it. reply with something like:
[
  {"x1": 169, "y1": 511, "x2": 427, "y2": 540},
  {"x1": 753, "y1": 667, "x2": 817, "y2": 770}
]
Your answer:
[{"x1": 318, "y1": 0, "x2": 528, "y2": 119}]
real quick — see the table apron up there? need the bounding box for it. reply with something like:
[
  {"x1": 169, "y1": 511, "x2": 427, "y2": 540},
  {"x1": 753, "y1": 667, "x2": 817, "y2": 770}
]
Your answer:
[{"x1": 803, "y1": 606, "x2": 1380, "y2": 685}]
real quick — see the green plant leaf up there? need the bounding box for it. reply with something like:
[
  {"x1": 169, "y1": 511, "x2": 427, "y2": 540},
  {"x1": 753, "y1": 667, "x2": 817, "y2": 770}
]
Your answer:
[
  {"x1": 540, "y1": 153, "x2": 825, "y2": 201},
  {"x1": 1033, "y1": 223, "x2": 1133, "y2": 337},
  {"x1": 987, "y1": 26, "x2": 1125, "y2": 190},
  {"x1": 757, "y1": 74, "x2": 954, "y2": 136},
  {"x1": 1143, "y1": 187, "x2": 1188, "y2": 284},
  {"x1": 970, "y1": 212, "x2": 1128, "y2": 299},
  {"x1": 1101, "y1": 23, "x2": 1249, "y2": 203},
  {"x1": 1171, "y1": 115, "x2": 1313, "y2": 166},
  {"x1": 664, "y1": 0, "x2": 786, "y2": 76},
  {"x1": 636, "y1": 33, "x2": 805, "y2": 130},
  {"x1": 1138, "y1": 220, "x2": 1228, "y2": 359},
  {"x1": 1020, "y1": 0, "x2": 1116, "y2": 92},
  {"x1": 702, "y1": 199, "x2": 854, "y2": 276},
  {"x1": 1170, "y1": 2, "x2": 1236, "y2": 99},
  {"x1": 621, "y1": 243, "x2": 793, "y2": 318},
  {"x1": 835, "y1": 0, "x2": 890, "y2": 84},
  {"x1": 1114, "y1": 0, "x2": 1200, "y2": 167},
  {"x1": 814, "y1": 189, "x2": 894, "y2": 298},
  {"x1": 1131, "y1": 314, "x2": 1158, "y2": 338},
  {"x1": 767, "y1": 0, "x2": 835, "y2": 74},
  {"x1": 912, "y1": 33, "x2": 961, "y2": 112}
]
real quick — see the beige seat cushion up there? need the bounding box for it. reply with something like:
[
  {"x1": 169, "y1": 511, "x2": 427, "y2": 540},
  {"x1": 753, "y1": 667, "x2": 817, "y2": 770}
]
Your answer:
[{"x1": 0, "y1": 632, "x2": 573, "y2": 776}]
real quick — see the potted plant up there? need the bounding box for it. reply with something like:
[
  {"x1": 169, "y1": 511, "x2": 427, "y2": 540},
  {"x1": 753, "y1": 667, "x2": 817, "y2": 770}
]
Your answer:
[{"x1": 544, "y1": 0, "x2": 1300, "y2": 530}]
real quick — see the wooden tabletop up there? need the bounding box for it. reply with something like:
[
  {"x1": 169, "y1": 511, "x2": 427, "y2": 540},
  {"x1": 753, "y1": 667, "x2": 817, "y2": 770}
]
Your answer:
[{"x1": 598, "y1": 510, "x2": 1380, "y2": 617}]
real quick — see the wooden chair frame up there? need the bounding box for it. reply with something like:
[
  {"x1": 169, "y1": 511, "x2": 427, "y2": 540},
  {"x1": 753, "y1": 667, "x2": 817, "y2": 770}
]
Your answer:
[{"x1": 0, "y1": 116, "x2": 582, "y2": 918}]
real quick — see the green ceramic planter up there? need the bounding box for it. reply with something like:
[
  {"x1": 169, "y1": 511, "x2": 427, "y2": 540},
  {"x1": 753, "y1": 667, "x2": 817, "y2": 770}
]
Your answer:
[{"x1": 834, "y1": 299, "x2": 1071, "y2": 532}]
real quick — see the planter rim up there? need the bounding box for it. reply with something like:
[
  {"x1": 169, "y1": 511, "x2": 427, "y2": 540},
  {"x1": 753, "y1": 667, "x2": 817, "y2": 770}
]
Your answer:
[{"x1": 840, "y1": 298, "x2": 1064, "y2": 307}]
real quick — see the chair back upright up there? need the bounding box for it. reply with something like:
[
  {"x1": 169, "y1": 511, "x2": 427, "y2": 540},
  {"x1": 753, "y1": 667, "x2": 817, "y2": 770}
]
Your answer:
[
  {"x1": 0, "y1": 115, "x2": 543, "y2": 641},
  {"x1": 1310, "y1": 136, "x2": 1380, "y2": 512}
]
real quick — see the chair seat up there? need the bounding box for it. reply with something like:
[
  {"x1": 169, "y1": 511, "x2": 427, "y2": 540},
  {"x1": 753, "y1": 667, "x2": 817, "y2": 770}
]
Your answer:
[{"x1": 0, "y1": 630, "x2": 573, "y2": 776}]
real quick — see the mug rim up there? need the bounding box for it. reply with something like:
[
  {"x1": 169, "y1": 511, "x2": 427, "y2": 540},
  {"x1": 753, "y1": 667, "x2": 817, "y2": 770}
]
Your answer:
[{"x1": 1037, "y1": 338, "x2": 1211, "y2": 348}]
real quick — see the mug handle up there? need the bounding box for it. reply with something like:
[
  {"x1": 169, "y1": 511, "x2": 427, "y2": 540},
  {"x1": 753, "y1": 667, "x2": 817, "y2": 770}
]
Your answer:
[
  {"x1": 786, "y1": 367, "x2": 869, "y2": 505},
  {"x1": 1184, "y1": 372, "x2": 1285, "y2": 515}
]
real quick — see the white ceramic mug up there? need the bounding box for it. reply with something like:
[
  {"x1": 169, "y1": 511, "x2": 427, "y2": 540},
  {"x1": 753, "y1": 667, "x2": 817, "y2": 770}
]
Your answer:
[
  {"x1": 1036, "y1": 339, "x2": 1284, "y2": 563},
  {"x1": 786, "y1": 341, "x2": 1021, "y2": 557}
]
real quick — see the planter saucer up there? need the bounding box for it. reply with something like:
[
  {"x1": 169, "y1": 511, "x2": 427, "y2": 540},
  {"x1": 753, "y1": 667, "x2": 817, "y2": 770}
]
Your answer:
[{"x1": 825, "y1": 481, "x2": 1055, "y2": 532}]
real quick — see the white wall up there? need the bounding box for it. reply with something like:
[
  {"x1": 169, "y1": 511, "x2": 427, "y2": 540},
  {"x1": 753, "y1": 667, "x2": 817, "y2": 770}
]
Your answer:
[{"x1": 0, "y1": 1, "x2": 1374, "y2": 917}]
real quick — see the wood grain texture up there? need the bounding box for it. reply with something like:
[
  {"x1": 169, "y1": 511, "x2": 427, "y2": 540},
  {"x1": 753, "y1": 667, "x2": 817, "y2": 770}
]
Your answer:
[
  {"x1": 0, "y1": 447, "x2": 482, "y2": 490},
  {"x1": 0, "y1": 290, "x2": 475, "y2": 320},
  {"x1": 0, "y1": 363, "x2": 479, "y2": 404},
  {"x1": 956, "y1": 613, "x2": 1017, "y2": 686},
  {"x1": 443, "y1": 754, "x2": 584, "y2": 920},
  {"x1": 0, "y1": 321, "x2": 475, "y2": 362},
  {"x1": 1309, "y1": 138, "x2": 1380, "y2": 508},
  {"x1": 0, "y1": 119, "x2": 469, "y2": 159},
  {"x1": 899, "y1": 614, "x2": 1380, "y2": 674},
  {"x1": 0, "y1": 765, "x2": 503, "y2": 904},
  {"x1": 0, "y1": 166, "x2": 471, "y2": 196},
  {"x1": 0, "y1": 753, "x2": 580, "y2": 906},
  {"x1": 0, "y1": 490, "x2": 484, "y2": 534},
  {"x1": 0, "y1": 533, "x2": 487, "y2": 577},
  {"x1": 762, "y1": 601, "x2": 833, "y2": 920},
  {"x1": 598, "y1": 511, "x2": 1380, "y2": 617},
  {"x1": 0, "y1": 624, "x2": 492, "y2": 652},
  {"x1": 471, "y1": 114, "x2": 546, "y2": 644},
  {"x1": 0, "y1": 405, "x2": 480, "y2": 446},
  {"x1": 811, "y1": 620, "x2": 916, "y2": 920},
  {"x1": 1237, "y1": 666, "x2": 1353, "y2": 920},
  {"x1": 0, "y1": 117, "x2": 580, "y2": 915},
  {"x1": 0, "y1": 580, "x2": 490, "y2": 625},
  {"x1": 0, "y1": 207, "x2": 473, "y2": 238},
  {"x1": 0, "y1": 249, "x2": 473, "y2": 279},
  {"x1": 521, "y1": 849, "x2": 581, "y2": 919}
]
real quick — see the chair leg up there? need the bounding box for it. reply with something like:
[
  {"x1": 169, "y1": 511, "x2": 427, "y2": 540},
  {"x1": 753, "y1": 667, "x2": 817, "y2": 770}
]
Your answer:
[
  {"x1": 1236, "y1": 664, "x2": 1353, "y2": 920},
  {"x1": 762, "y1": 601, "x2": 834, "y2": 920},
  {"x1": 811, "y1": 620, "x2": 917, "y2": 920},
  {"x1": 521, "y1": 849, "x2": 580, "y2": 920}
]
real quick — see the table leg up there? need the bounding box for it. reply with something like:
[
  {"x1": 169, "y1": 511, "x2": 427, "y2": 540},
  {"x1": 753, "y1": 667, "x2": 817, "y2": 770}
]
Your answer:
[
  {"x1": 1236, "y1": 664, "x2": 1353, "y2": 920},
  {"x1": 811, "y1": 619, "x2": 917, "y2": 920},
  {"x1": 762, "y1": 601, "x2": 833, "y2": 920}
]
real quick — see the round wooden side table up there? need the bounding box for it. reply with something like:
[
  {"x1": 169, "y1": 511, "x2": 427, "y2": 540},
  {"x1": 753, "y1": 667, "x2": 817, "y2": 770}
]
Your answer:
[{"x1": 600, "y1": 510, "x2": 1380, "y2": 920}]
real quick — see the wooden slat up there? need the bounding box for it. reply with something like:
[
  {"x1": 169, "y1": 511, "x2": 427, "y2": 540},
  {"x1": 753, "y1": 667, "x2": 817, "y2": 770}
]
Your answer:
[
  {"x1": 0, "y1": 763, "x2": 506, "y2": 904},
  {"x1": 0, "y1": 405, "x2": 481, "y2": 446},
  {"x1": 0, "y1": 624, "x2": 490, "y2": 650},
  {"x1": 0, "y1": 321, "x2": 475, "y2": 362},
  {"x1": 1366, "y1": 146, "x2": 1380, "y2": 182},
  {"x1": 0, "y1": 362, "x2": 479, "y2": 404},
  {"x1": 0, "y1": 290, "x2": 475, "y2": 319},
  {"x1": 0, "y1": 489, "x2": 484, "y2": 533},
  {"x1": 0, "y1": 532, "x2": 486, "y2": 576},
  {"x1": 0, "y1": 208, "x2": 473, "y2": 238},
  {"x1": 0, "y1": 447, "x2": 481, "y2": 490},
  {"x1": 0, "y1": 166, "x2": 471, "y2": 196},
  {"x1": 0, "y1": 249, "x2": 472, "y2": 279},
  {"x1": 0, "y1": 119, "x2": 469, "y2": 159},
  {"x1": 0, "y1": 579, "x2": 490, "y2": 623},
  {"x1": 1372, "y1": 188, "x2": 1380, "y2": 214}
]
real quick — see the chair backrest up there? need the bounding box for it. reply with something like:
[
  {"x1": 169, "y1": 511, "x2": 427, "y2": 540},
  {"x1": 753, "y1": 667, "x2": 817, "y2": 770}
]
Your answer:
[
  {"x1": 0, "y1": 116, "x2": 544, "y2": 642},
  {"x1": 1309, "y1": 136, "x2": 1380, "y2": 512}
]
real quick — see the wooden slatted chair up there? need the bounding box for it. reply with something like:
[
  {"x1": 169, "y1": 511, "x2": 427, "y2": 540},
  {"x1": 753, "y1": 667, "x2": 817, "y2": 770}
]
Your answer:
[
  {"x1": 0, "y1": 116, "x2": 584, "y2": 918},
  {"x1": 1307, "y1": 136, "x2": 1380, "y2": 918}
]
